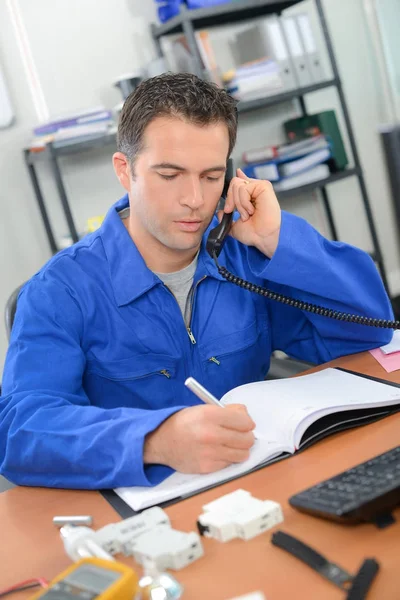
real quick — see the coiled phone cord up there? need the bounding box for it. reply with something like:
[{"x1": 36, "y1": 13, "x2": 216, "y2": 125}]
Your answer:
[{"x1": 213, "y1": 255, "x2": 400, "y2": 330}]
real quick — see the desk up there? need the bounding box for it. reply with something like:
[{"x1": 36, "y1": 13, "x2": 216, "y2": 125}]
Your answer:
[{"x1": 2, "y1": 351, "x2": 400, "y2": 599}]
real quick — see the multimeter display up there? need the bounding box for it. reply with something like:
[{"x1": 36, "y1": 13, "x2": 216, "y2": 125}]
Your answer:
[
  {"x1": 38, "y1": 564, "x2": 122, "y2": 598},
  {"x1": 30, "y1": 557, "x2": 138, "y2": 600},
  {"x1": 66, "y1": 564, "x2": 121, "y2": 593}
]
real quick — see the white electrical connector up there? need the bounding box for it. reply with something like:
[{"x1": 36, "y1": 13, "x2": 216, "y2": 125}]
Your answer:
[
  {"x1": 60, "y1": 524, "x2": 115, "y2": 562},
  {"x1": 197, "y1": 489, "x2": 283, "y2": 542},
  {"x1": 59, "y1": 506, "x2": 203, "y2": 572},
  {"x1": 130, "y1": 525, "x2": 204, "y2": 571},
  {"x1": 94, "y1": 506, "x2": 170, "y2": 555}
]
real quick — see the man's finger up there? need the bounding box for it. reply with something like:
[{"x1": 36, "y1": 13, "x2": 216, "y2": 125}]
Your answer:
[
  {"x1": 219, "y1": 428, "x2": 255, "y2": 450},
  {"x1": 218, "y1": 404, "x2": 256, "y2": 431},
  {"x1": 232, "y1": 180, "x2": 249, "y2": 221},
  {"x1": 218, "y1": 445, "x2": 251, "y2": 464},
  {"x1": 238, "y1": 184, "x2": 255, "y2": 216},
  {"x1": 236, "y1": 167, "x2": 249, "y2": 180}
]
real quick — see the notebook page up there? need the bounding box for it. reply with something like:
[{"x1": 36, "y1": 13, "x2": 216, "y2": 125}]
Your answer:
[
  {"x1": 115, "y1": 438, "x2": 285, "y2": 512},
  {"x1": 291, "y1": 369, "x2": 400, "y2": 447},
  {"x1": 221, "y1": 368, "x2": 400, "y2": 450}
]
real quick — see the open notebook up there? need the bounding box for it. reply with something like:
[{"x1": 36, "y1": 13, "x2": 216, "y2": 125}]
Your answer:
[{"x1": 115, "y1": 368, "x2": 400, "y2": 512}]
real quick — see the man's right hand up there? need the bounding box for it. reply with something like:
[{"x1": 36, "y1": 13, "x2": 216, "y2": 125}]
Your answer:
[{"x1": 143, "y1": 404, "x2": 256, "y2": 474}]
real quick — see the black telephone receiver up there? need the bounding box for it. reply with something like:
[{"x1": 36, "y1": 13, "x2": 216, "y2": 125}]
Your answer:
[
  {"x1": 206, "y1": 159, "x2": 400, "y2": 330},
  {"x1": 206, "y1": 158, "x2": 235, "y2": 259}
]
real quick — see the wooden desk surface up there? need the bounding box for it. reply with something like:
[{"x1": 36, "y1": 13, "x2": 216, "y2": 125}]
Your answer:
[{"x1": 1, "y1": 352, "x2": 400, "y2": 599}]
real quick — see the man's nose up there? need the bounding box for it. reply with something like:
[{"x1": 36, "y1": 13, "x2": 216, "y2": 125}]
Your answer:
[{"x1": 180, "y1": 175, "x2": 205, "y2": 209}]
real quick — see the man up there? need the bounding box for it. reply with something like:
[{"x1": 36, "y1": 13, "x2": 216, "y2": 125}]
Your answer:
[{"x1": 0, "y1": 73, "x2": 392, "y2": 490}]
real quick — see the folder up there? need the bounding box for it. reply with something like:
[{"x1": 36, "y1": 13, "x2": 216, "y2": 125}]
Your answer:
[
  {"x1": 295, "y1": 13, "x2": 326, "y2": 83},
  {"x1": 280, "y1": 15, "x2": 313, "y2": 88},
  {"x1": 242, "y1": 147, "x2": 332, "y2": 182},
  {"x1": 283, "y1": 111, "x2": 349, "y2": 171},
  {"x1": 232, "y1": 16, "x2": 298, "y2": 92}
]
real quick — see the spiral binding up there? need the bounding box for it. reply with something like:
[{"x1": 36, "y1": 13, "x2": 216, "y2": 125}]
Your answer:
[{"x1": 213, "y1": 256, "x2": 400, "y2": 330}]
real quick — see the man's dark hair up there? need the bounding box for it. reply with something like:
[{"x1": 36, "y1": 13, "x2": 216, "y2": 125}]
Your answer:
[{"x1": 117, "y1": 72, "x2": 238, "y2": 164}]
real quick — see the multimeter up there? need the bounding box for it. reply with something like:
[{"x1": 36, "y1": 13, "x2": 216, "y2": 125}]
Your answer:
[{"x1": 30, "y1": 557, "x2": 139, "y2": 599}]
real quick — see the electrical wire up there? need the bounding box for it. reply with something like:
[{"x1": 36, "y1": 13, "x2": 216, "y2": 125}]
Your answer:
[
  {"x1": 213, "y1": 254, "x2": 400, "y2": 330},
  {"x1": 0, "y1": 578, "x2": 48, "y2": 598}
]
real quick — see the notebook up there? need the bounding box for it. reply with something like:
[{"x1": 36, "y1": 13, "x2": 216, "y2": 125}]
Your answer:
[
  {"x1": 115, "y1": 368, "x2": 400, "y2": 512},
  {"x1": 273, "y1": 164, "x2": 330, "y2": 192}
]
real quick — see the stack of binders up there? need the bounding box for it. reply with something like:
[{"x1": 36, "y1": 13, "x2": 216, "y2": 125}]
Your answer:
[
  {"x1": 231, "y1": 12, "x2": 326, "y2": 94},
  {"x1": 241, "y1": 135, "x2": 332, "y2": 192},
  {"x1": 223, "y1": 59, "x2": 284, "y2": 102}
]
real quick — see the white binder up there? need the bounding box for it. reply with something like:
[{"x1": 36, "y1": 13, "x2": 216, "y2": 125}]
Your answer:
[
  {"x1": 280, "y1": 15, "x2": 313, "y2": 88},
  {"x1": 232, "y1": 16, "x2": 298, "y2": 92},
  {"x1": 262, "y1": 16, "x2": 298, "y2": 91},
  {"x1": 296, "y1": 13, "x2": 326, "y2": 83},
  {"x1": 0, "y1": 64, "x2": 14, "y2": 129}
]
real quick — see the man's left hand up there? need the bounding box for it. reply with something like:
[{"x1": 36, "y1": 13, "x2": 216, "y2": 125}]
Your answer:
[{"x1": 221, "y1": 168, "x2": 282, "y2": 259}]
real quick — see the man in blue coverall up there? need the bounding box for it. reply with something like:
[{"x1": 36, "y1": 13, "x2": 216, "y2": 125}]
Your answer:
[{"x1": 0, "y1": 73, "x2": 393, "y2": 490}]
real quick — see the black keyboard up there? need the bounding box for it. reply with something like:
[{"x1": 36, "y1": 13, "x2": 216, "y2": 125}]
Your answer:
[{"x1": 289, "y1": 446, "x2": 400, "y2": 524}]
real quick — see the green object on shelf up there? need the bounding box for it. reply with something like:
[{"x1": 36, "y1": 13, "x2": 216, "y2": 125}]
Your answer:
[{"x1": 283, "y1": 110, "x2": 348, "y2": 172}]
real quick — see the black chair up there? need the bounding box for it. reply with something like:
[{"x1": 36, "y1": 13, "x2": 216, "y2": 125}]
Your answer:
[
  {"x1": 4, "y1": 284, "x2": 23, "y2": 341},
  {"x1": 1, "y1": 284, "x2": 24, "y2": 492},
  {"x1": 267, "y1": 353, "x2": 312, "y2": 380}
]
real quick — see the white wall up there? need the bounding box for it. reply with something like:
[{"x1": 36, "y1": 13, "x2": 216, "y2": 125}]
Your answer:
[
  {"x1": 0, "y1": 0, "x2": 158, "y2": 375},
  {"x1": 0, "y1": 0, "x2": 399, "y2": 376}
]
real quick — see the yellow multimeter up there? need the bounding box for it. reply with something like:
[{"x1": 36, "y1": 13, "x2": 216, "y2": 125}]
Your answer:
[{"x1": 30, "y1": 557, "x2": 139, "y2": 600}]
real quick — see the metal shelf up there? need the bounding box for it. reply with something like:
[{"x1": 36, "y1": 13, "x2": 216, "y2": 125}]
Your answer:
[
  {"x1": 238, "y1": 79, "x2": 339, "y2": 113},
  {"x1": 53, "y1": 132, "x2": 117, "y2": 156},
  {"x1": 26, "y1": 132, "x2": 117, "y2": 164},
  {"x1": 153, "y1": 0, "x2": 303, "y2": 37},
  {"x1": 26, "y1": 78, "x2": 338, "y2": 161},
  {"x1": 276, "y1": 168, "x2": 359, "y2": 200}
]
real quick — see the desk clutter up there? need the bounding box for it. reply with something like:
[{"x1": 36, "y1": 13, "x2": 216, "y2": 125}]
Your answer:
[
  {"x1": 1, "y1": 481, "x2": 385, "y2": 599},
  {"x1": 271, "y1": 531, "x2": 380, "y2": 600},
  {"x1": 197, "y1": 489, "x2": 283, "y2": 542},
  {"x1": 370, "y1": 330, "x2": 400, "y2": 372},
  {"x1": 0, "y1": 493, "x2": 278, "y2": 599}
]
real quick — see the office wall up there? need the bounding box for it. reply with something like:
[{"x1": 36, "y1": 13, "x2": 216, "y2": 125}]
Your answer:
[
  {"x1": 0, "y1": 0, "x2": 399, "y2": 377},
  {"x1": 0, "y1": 0, "x2": 158, "y2": 376}
]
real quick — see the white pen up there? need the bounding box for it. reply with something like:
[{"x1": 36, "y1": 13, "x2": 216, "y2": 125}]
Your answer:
[{"x1": 185, "y1": 377, "x2": 224, "y2": 408}]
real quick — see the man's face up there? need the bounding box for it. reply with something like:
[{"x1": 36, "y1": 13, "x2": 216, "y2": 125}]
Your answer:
[{"x1": 117, "y1": 116, "x2": 230, "y2": 256}]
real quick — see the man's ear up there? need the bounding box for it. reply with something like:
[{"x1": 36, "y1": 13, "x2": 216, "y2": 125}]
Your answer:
[{"x1": 113, "y1": 152, "x2": 132, "y2": 192}]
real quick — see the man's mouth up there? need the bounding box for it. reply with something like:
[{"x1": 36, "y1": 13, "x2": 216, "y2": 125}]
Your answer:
[{"x1": 175, "y1": 220, "x2": 202, "y2": 232}]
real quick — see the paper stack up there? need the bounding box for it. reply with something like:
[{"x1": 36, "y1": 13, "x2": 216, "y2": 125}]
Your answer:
[{"x1": 370, "y1": 331, "x2": 400, "y2": 372}]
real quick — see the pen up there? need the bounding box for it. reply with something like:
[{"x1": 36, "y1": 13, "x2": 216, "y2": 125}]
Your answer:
[{"x1": 185, "y1": 377, "x2": 224, "y2": 408}]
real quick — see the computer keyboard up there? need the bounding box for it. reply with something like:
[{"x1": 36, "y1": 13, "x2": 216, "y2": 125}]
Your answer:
[{"x1": 289, "y1": 445, "x2": 400, "y2": 523}]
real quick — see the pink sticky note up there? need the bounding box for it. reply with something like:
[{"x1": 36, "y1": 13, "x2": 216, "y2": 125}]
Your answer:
[{"x1": 369, "y1": 348, "x2": 400, "y2": 372}]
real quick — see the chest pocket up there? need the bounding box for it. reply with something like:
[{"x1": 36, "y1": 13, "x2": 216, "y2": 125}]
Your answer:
[
  {"x1": 84, "y1": 353, "x2": 179, "y2": 410},
  {"x1": 199, "y1": 320, "x2": 271, "y2": 399}
]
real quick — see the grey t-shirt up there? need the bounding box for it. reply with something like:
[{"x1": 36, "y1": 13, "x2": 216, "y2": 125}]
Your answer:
[
  {"x1": 119, "y1": 207, "x2": 198, "y2": 326},
  {"x1": 154, "y1": 256, "x2": 198, "y2": 327}
]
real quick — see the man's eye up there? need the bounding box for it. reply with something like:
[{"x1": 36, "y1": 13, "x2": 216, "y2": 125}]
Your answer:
[
  {"x1": 206, "y1": 176, "x2": 222, "y2": 182},
  {"x1": 159, "y1": 173, "x2": 177, "y2": 180}
]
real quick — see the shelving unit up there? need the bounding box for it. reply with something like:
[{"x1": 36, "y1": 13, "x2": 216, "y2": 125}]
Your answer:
[
  {"x1": 24, "y1": 133, "x2": 117, "y2": 254},
  {"x1": 150, "y1": 0, "x2": 389, "y2": 291},
  {"x1": 23, "y1": 0, "x2": 388, "y2": 292}
]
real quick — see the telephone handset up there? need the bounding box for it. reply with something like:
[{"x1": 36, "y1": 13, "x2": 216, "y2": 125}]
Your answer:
[
  {"x1": 206, "y1": 160, "x2": 400, "y2": 330},
  {"x1": 206, "y1": 159, "x2": 235, "y2": 259}
]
